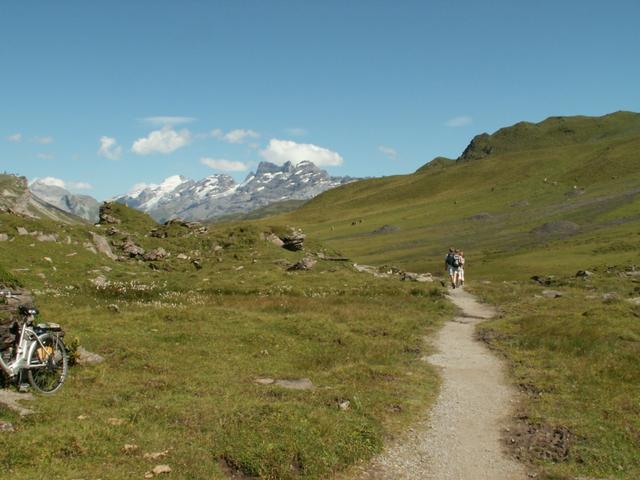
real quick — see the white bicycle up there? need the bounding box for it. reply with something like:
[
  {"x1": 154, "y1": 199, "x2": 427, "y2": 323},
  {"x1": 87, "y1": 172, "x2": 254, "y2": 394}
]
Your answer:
[{"x1": 0, "y1": 290, "x2": 68, "y2": 394}]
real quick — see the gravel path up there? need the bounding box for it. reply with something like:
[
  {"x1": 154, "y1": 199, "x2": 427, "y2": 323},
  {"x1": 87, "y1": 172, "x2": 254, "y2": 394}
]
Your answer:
[{"x1": 353, "y1": 287, "x2": 526, "y2": 480}]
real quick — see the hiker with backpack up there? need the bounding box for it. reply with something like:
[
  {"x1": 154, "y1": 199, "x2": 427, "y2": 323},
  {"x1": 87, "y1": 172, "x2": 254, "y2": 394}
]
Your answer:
[{"x1": 444, "y1": 248, "x2": 463, "y2": 288}]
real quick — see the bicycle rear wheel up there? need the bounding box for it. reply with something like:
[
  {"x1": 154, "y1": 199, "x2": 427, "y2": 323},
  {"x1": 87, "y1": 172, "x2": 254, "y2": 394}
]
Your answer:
[{"x1": 27, "y1": 333, "x2": 68, "y2": 394}]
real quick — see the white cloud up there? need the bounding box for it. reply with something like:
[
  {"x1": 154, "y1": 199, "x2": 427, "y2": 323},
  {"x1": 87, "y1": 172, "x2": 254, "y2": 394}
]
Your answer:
[
  {"x1": 32, "y1": 176, "x2": 65, "y2": 188},
  {"x1": 211, "y1": 128, "x2": 260, "y2": 144},
  {"x1": 142, "y1": 116, "x2": 196, "y2": 126},
  {"x1": 200, "y1": 157, "x2": 249, "y2": 172},
  {"x1": 33, "y1": 136, "x2": 53, "y2": 144},
  {"x1": 37, "y1": 153, "x2": 54, "y2": 160},
  {"x1": 131, "y1": 126, "x2": 192, "y2": 155},
  {"x1": 260, "y1": 139, "x2": 343, "y2": 167},
  {"x1": 98, "y1": 136, "x2": 123, "y2": 160},
  {"x1": 445, "y1": 116, "x2": 473, "y2": 127},
  {"x1": 30, "y1": 177, "x2": 93, "y2": 191},
  {"x1": 378, "y1": 145, "x2": 398, "y2": 160},
  {"x1": 7, "y1": 133, "x2": 22, "y2": 142},
  {"x1": 285, "y1": 127, "x2": 307, "y2": 137}
]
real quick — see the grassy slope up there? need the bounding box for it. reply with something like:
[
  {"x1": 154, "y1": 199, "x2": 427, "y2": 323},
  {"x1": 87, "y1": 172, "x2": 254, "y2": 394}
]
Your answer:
[
  {"x1": 276, "y1": 111, "x2": 640, "y2": 479},
  {"x1": 0, "y1": 202, "x2": 449, "y2": 479}
]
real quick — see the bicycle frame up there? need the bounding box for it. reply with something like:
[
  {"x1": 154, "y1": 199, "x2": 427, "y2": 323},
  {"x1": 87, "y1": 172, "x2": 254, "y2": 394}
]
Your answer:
[{"x1": 0, "y1": 316, "x2": 55, "y2": 379}]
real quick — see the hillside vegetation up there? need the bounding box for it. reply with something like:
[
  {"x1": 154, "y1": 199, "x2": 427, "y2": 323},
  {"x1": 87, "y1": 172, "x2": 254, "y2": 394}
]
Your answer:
[
  {"x1": 1, "y1": 111, "x2": 639, "y2": 479},
  {"x1": 278, "y1": 111, "x2": 640, "y2": 479},
  {"x1": 0, "y1": 197, "x2": 449, "y2": 479}
]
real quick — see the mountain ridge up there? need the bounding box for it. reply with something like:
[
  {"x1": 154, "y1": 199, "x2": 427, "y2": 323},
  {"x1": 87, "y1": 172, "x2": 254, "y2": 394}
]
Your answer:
[{"x1": 114, "y1": 160, "x2": 358, "y2": 222}]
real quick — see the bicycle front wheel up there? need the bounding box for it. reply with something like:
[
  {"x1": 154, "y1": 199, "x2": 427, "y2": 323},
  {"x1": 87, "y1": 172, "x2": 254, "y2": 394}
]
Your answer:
[{"x1": 27, "y1": 333, "x2": 68, "y2": 394}]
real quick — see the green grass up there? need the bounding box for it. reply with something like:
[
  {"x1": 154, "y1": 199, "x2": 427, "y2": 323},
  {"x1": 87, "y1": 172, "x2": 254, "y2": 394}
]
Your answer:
[
  {"x1": 2, "y1": 111, "x2": 640, "y2": 478},
  {"x1": 0, "y1": 208, "x2": 449, "y2": 479},
  {"x1": 265, "y1": 111, "x2": 640, "y2": 479}
]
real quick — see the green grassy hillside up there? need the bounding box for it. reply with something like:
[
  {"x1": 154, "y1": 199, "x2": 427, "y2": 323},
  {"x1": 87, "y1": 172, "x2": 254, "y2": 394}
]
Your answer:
[
  {"x1": 286, "y1": 111, "x2": 640, "y2": 277},
  {"x1": 278, "y1": 111, "x2": 640, "y2": 479},
  {"x1": 1, "y1": 111, "x2": 639, "y2": 479},
  {"x1": 0, "y1": 196, "x2": 449, "y2": 479}
]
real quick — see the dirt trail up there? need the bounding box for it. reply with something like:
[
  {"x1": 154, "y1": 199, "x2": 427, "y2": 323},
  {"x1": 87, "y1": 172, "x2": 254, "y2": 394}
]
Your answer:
[{"x1": 354, "y1": 287, "x2": 526, "y2": 480}]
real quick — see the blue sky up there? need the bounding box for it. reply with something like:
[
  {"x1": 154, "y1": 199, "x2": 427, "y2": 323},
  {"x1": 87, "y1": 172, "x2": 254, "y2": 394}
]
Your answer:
[{"x1": 1, "y1": 0, "x2": 639, "y2": 200}]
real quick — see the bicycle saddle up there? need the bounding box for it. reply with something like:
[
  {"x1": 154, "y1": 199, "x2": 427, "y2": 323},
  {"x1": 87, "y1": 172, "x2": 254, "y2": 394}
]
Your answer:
[{"x1": 18, "y1": 305, "x2": 38, "y2": 316}]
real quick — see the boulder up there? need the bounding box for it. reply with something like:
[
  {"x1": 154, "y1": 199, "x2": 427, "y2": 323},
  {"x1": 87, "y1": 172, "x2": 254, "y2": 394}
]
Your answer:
[
  {"x1": 90, "y1": 275, "x2": 109, "y2": 288},
  {"x1": 90, "y1": 232, "x2": 118, "y2": 260},
  {"x1": 16, "y1": 227, "x2": 28, "y2": 236},
  {"x1": 575, "y1": 270, "x2": 593, "y2": 278},
  {"x1": 401, "y1": 272, "x2": 434, "y2": 283},
  {"x1": 288, "y1": 257, "x2": 317, "y2": 271},
  {"x1": 281, "y1": 229, "x2": 305, "y2": 251},
  {"x1": 76, "y1": 346, "x2": 105, "y2": 366},
  {"x1": 143, "y1": 248, "x2": 169, "y2": 261},
  {"x1": 122, "y1": 238, "x2": 145, "y2": 257},
  {"x1": 265, "y1": 233, "x2": 284, "y2": 247},
  {"x1": 541, "y1": 289, "x2": 563, "y2": 298},
  {"x1": 36, "y1": 234, "x2": 58, "y2": 242}
]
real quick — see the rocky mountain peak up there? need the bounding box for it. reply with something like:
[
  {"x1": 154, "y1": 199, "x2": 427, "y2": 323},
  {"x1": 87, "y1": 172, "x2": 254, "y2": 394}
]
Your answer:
[{"x1": 113, "y1": 160, "x2": 359, "y2": 222}]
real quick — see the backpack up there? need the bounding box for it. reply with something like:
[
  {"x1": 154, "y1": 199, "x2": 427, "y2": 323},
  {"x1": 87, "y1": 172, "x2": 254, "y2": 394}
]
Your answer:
[{"x1": 451, "y1": 255, "x2": 461, "y2": 268}]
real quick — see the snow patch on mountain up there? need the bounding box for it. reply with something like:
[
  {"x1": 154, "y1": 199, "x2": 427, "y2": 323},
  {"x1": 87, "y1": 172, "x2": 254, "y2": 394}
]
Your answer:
[{"x1": 114, "y1": 160, "x2": 357, "y2": 222}]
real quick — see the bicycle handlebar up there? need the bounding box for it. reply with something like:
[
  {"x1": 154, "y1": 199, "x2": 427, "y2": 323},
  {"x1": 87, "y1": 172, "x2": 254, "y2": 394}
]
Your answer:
[{"x1": 0, "y1": 290, "x2": 19, "y2": 298}]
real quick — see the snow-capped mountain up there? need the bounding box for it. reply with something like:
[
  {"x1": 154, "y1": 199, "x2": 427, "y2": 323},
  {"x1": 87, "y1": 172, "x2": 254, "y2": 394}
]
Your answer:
[
  {"x1": 114, "y1": 161, "x2": 357, "y2": 222},
  {"x1": 29, "y1": 180, "x2": 100, "y2": 222}
]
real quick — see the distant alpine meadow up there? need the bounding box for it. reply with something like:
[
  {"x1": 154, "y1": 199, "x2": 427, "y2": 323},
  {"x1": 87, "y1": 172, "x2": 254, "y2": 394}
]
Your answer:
[{"x1": 0, "y1": 111, "x2": 639, "y2": 479}]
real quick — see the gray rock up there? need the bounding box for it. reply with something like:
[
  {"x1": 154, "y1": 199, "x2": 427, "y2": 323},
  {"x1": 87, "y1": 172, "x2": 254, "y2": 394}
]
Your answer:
[
  {"x1": 143, "y1": 247, "x2": 169, "y2": 261},
  {"x1": 541, "y1": 289, "x2": 563, "y2": 298},
  {"x1": 0, "y1": 389, "x2": 35, "y2": 416},
  {"x1": 602, "y1": 292, "x2": 619, "y2": 302},
  {"x1": 176, "y1": 253, "x2": 188, "y2": 260},
  {"x1": 402, "y1": 272, "x2": 433, "y2": 283},
  {"x1": 627, "y1": 297, "x2": 640, "y2": 306},
  {"x1": 90, "y1": 232, "x2": 118, "y2": 260},
  {"x1": 281, "y1": 229, "x2": 306, "y2": 251},
  {"x1": 254, "y1": 377, "x2": 275, "y2": 385},
  {"x1": 76, "y1": 346, "x2": 105, "y2": 366},
  {"x1": 0, "y1": 420, "x2": 15, "y2": 432},
  {"x1": 288, "y1": 257, "x2": 317, "y2": 271},
  {"x1": 36, "y1": 234, "x2": 58, "y2": 242},
  {"x1": 16, "y1": 227, "x2": 28, "y2": 236},
  {"x1": 575, "y1": 270, "x2": 593, "y2": 278},
  {"x1": 265, "y1": 233, "x2": 284, "y2": 247},
  {"x1": 0, "y1": 234, "x2": 8, "y2": 241},
  {"x1": 274, "y1": 378, "x2": 314, "y2": 390},
  {"x1": 122, "y1": 238, "x2": 145, "y2": 257},
  {"x1": 90, "y1": 275, "x2": 108, "y2": 288}
]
